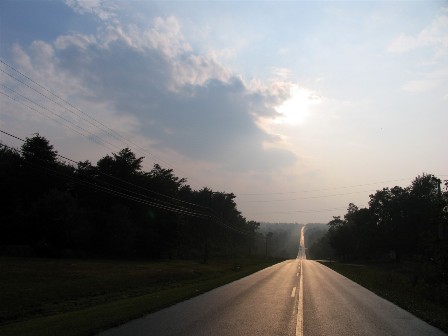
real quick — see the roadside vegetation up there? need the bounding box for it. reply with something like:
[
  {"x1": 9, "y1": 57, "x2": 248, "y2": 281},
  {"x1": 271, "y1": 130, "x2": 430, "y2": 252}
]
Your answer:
[
  {"x1": 0, "y1": 134, "x2": 265, "y2": 260},
  {"x1": 0, "y1": 133, "x2": 296, "y2": 335},
  {"x1": 306, "y1": 174, "x2": 448, "y2": 333},
  {"x1": 0, "y1": 256, "x2": 280, "y2": 336}
]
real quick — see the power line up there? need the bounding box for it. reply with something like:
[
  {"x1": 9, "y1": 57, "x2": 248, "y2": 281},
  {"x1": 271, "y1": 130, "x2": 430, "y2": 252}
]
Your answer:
[
  {"x1": 250, "y1": 207, "x2": 351, "y2": 215},
  {"x1": 0, "y1": 84, "x2": 120, "y2": 150},
  {"x1": 0, "y1": 129, "x2": 209, "y2": 213},
  {"x1": 4, "y1": 60, "x2": 444, "y2": 224},
  {"x1": 0, "y1": 59, "x2": 201, "y2": 183},
  {"x1": 236, "y1": 178, "x2": 418, "y2": 196},
  {"x1": 236, "y1": 175, "x2": 448, "y2": 198},
  {"x1": 0, "y1": 142, "x2": 209, "y2": 218},
  {"x1": 0, "y1": 86, "x2": 211, "y2": 212},
  {"x1": 1, "y1": 132, "x2": 256, "y2": 236},
  {"x1": 241, "y1": 189, "x2": 379, "y2": 203},
  {"x1": 212, "y1": 218, "x2": 255, "y2": 237},
  {"x1": 3, "y1": 129, "x2": 441, "y2": 224},
  {"x1": 0, "y1": 67, "x2": 139, "y2": 155},
  {"x1": 0, "y1": 129, "x2": 25, "y2": 142},
  {"x1": 0, "y1": 89, "x2": 116, "y2": 150},
  {"x1": 3, "y1": 129, "x2": 444, "y2": 224}
]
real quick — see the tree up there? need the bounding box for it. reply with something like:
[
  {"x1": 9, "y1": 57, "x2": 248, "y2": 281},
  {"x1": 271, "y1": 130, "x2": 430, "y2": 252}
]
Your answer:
[
  {"x1": 21, "y1": 133, "x2": 58, "y2": 165},
  {"x1": 246, "y1": 221, "x2": 260, "y2": 255},
  {"x1": 0, "y1": 145, "x2": 23, "y2": 244},
  {"x1": 148, "y1": 164, "x2": 186, "y2": 196},
  {"x1": 0, "y1": 133, "x2": 262, "y2": 260},
  {"x1": 368, "y1": 187, "x2": 407, "y2": 260},
  {"x1": 308, "y1": 234, "x2": 334, "y2": 260},
  {"x1": 20, "y1": 134, "x2": 71, "y2": 201},
  {"x1": 327, "y1": 215, "x2": 357, "y2": 260},
  {"x1": 266, "y1": 231, "x2": 273, "y2": 257},
  {"x1": 26, "y1": 189, "x2": 83, "y2": 256},
  {"x1": 97, "y1": 148, "x2": 144, "y2": 179}
]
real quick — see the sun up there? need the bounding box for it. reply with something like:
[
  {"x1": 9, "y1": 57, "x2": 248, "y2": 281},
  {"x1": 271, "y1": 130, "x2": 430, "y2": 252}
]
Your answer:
[{"x1": 275, "y1": 85, "x2": 319, "y2": 125}]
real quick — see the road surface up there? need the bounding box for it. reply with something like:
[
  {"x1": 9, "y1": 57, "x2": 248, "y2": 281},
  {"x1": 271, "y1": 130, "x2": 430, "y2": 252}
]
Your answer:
[
  {"x1": 302, "y1": 260, "x2": 446, "y2": 336},
  {"x1": 98, "y1": 227, "x2": 446, "y2": 336}
]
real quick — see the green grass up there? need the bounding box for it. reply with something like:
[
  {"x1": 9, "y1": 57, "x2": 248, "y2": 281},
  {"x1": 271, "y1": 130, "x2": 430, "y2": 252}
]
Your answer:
[
  {"x1": 0, "y1": 256, "x2": 279, "y2": 336},
  {"x1": 321, "y1": 261, "x2": 448, "y2": 333}
]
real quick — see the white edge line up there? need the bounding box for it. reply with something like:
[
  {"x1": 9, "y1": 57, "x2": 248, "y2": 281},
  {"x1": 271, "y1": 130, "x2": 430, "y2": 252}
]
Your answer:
[
  {"x1": 291, "y1": 287, "x2": 297, "y2": 297},
  {"x1": 296, "y1": 259, "x2": 304, "y2": 336}
]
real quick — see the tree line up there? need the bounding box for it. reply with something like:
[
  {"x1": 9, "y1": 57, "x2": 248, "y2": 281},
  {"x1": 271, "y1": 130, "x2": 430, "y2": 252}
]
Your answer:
[
  {"x1": 308, "y1": 174, "x2": 448, "y2": 275},
  {"x1": 0, "y1": 133, "x2": 261, "y2": 260},
  {"x1": 259, "y1": 223, "x2": 302, "y2": 259}
]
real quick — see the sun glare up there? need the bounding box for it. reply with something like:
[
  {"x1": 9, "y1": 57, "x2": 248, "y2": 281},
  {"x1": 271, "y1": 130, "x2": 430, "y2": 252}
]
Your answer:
[{"x1": 275, "y1": 86, "x2": 319, "y2": 125}]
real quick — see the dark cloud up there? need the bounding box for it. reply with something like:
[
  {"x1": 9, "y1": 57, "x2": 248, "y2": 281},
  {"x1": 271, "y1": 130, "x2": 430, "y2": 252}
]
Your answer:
[{"x1": 24, "y1": 24, "x2": 297, "y2": 171}]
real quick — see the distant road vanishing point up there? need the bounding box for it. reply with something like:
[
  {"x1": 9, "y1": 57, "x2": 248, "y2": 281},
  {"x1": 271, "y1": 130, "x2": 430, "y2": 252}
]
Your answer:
[{"x1": 98, "y1": 227, "x2": 446, "y2": 336}]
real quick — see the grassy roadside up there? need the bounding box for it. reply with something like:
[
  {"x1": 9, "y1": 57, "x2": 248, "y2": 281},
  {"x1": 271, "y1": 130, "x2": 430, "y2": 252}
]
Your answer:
[
  {"x1": 0, "y1": 256, "x2": 280, "y2": 336},
  {"x1": 321, "y1": 261, "x2": 448, "y2": 333}
]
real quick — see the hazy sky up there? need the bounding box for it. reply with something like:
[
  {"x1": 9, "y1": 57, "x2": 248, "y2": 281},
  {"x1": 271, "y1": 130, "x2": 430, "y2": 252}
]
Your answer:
[{"x1": 1, "y1": 0, "x2": 447, "y2": 224}]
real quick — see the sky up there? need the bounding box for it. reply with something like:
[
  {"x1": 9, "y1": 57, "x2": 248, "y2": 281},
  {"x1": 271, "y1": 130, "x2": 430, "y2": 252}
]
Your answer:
[{"x1": 1, "y1": 0, "x2": 447, "y2": 224}]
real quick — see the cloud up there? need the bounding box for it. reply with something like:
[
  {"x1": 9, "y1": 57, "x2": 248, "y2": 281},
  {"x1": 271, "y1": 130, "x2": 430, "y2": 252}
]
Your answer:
[
  {"x1": 55, "y1": 34, "x2": 97, "y2": 50},
  {"x1": 388, "y1": 35, "x2": 419, "y2": 54},
  {"x1": 65, "y1": 0, "x2": 117, "y2": 21},
  {"x1": 270, "y1": 67, "x2": 292, "y2": 80},
  {"x1": 11, "y1": 11, "x2": 296, "y2": 172},
  {"x1": 401, "y1": 65, "x2": 448, "y2": 94},
  {"x1": 388, "y1": 12, "x2": 448, "y2": 56}
]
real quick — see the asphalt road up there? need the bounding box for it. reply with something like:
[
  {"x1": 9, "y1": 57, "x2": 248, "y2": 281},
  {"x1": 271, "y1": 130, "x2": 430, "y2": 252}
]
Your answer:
[
  {"x1": 302, "y1": 260, "x2": 446, "y2": 336},
  {"x1": 100, "y1": 260, "x2": 299, "y2": 336},
  {"x1": 98, "y1": 259, "x2": 302, "y2": 336},
  {"x1": 98, "y1": 226, "x2": 446, "y2": 335}
]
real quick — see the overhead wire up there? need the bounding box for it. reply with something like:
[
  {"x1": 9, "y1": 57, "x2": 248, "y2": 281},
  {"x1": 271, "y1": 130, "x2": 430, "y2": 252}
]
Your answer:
[
  {"x1": 251, "y1": 207, "x2": 353, "y2": 215},
  {"x1": 0, "y1": 61, "x2": 295, "y2": 236},
  {"x1": 0, "y1": 89, "x2": 116, "y2": 151},
  {"x1": 236, "y1": 179, "x2": 413, "y2": 196},
  {"x1": 0, "y1": 142, "x2": 209, "y2": 218},
  {"x1": 0, "y1": 130, "x2": 256, "y2": 235},
  {"x1": 0, "y1": 63, "x2": 254, "y2": 234},
  {"x1": 3, "y1": 60, "x2": 445, "y2": 227},
  {"x1": 212, "y1": 218, "x2": 255, "y2": 237},
  {"x1": 2, "y1": 128, "x2": 436, "y2": 226},
  {"x1": 236, "y1": 176, "x2": 448, "y2": 196},
  {"x1": 241, "y1": 189, "x2": 380, "y2": 203},
  {"x1": 0, "y1": 67, "x2": 136, "y2": 154},
  {"x1": 0, "y1": 129, "x2": 209, "y2": 214},
  {"x1": 0, "y1": 129, "x2": 209, "y2": 212},
  {"x1": 0, "y1": 66, "x2": 217, "y2": 213},
  {"x1": 0, "y1": 83, "x2": 120, "y2": 151},
  {"x1": 0, "y1": 59, "x2": 198, "y2": 181}
]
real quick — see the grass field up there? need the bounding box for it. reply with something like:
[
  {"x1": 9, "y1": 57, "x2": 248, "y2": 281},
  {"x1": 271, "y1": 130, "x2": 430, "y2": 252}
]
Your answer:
[
  {"x1": 322, "y1": 261, "x2": 448, "y2": 334},
  {"x1": 0, "y1": 256, "x2": 280, "y2": 336}
]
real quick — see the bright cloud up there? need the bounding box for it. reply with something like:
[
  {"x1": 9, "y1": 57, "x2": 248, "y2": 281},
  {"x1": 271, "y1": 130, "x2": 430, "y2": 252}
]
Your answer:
[
  {"x1": 388, "y1": 11, "x2": 448, "y2": 55},
  {"x1": 274, "y1": 85, "x2": 321, "y2": 125},
  {"x1": 2, "y1": 0, "x2": 447, "y2": 223}
]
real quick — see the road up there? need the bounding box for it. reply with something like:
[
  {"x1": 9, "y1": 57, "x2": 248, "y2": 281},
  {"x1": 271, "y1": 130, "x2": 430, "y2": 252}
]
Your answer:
[
  {"x1": 98, "y1": 259, "x2": 301, "y2": 336},
  {"x1": 98, "y1": 227, "x2": 446, "y2": 336},
  {"x1": 302, "y1": 260, "x2": 446, "y2": 336}
]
